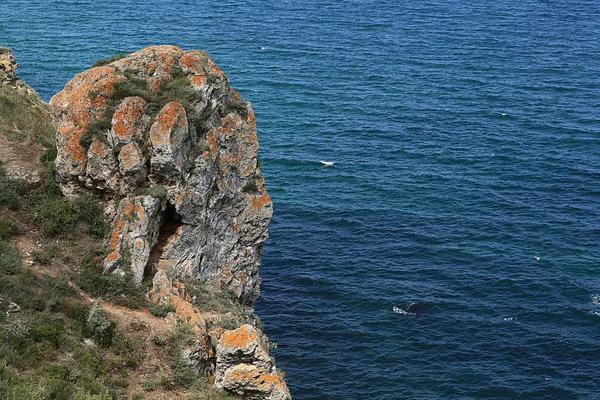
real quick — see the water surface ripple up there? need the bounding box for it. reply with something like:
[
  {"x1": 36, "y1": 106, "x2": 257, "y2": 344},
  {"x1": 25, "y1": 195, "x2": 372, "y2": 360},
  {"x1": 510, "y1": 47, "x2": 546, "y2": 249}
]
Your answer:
[{"x1": 2, "y1": 0, "x2": 600, "y2": 398}]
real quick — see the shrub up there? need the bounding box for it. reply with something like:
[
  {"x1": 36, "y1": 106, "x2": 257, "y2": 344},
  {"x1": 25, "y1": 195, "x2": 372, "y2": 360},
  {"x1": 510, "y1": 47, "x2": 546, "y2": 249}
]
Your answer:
[
  {"x1": 0, "y1": 166, "x2": 21, "y2": 210},
  {"x1": 40, "y1": 147, "x2": 57, "y2": 163},
  {"x1": 241, "y1": 179, "x2": 259, "y2": 194},
  {"x1": 149, "y1": 302, "x2": 175, "y2": 317},
  {"x1": 110, "y1": 333, "x2": 145, "y2": 368},
  {"x1": 73, "y1": 247, "x2": 147, "y2": 309},
  {"x1": 31, "y1": 249, "x2": 53, "y2": 265},
  {"x1": 181, "y1": 280, "x2": 239, "y2": 314},
  {"x1": 36, "y1": 196, "x2": 78, "y2": 236},
  {"x1": 74, "y1": 197, "x2": 107, "y2": 238},
  {"x1": 84, "y1": 303, "x2": 116, "y2": 347},
  {"x1": 0, "y1": 217, "x2": 18, "y2": 241},
  {"x1": 31, "y1": 168, "x2": 78, "y2": 236},
  {"x1": 30, "y1": 322, "x2": 64, "y2": 347},
  {"x1": 219, "y1": 315, "x2": 242, "y2": 331},
  {"x1": 142, "y1": 379, "x2": 156, "y2": 392},
  {"x1": 31, "y1": 168, "x2": 107, "y2": 238},
  {"x1": 167, "y1": 324, "x2": 198, "y2": 388},
  {"x1": 0, "y1": 240, "x2": 21, "y2": 275}
]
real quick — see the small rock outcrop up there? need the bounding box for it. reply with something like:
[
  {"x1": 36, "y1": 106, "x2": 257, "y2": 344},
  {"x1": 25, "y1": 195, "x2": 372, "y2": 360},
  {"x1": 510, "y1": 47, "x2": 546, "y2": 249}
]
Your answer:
[
  {"x1": 215, "y1": 325, "x2": 291, "y2": 400},
  {"x1": 0, "y1": 47, "x2": 18, "y2": 83},
  {"x1": 50, "y1": 46, "x2": 288, "y2": 399}
]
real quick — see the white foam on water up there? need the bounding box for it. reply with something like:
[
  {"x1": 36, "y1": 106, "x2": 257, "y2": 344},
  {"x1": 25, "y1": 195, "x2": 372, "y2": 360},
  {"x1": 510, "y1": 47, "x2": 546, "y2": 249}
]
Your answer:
[
  {"x1": 591, "y1": 294, "x2": 600, "y2": 306},
  {"x1": 320, "y1": 161, "x2": 334, "y2": 166},
  {"x1": 393, "y1": 303, "x2": 417, "y2": 316}
]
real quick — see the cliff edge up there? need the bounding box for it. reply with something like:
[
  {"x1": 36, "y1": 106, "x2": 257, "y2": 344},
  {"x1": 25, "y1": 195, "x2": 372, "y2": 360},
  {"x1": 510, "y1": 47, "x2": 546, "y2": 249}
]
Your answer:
[{"x1": 0, "y1": 46, "x2": 289, "y2": 400}]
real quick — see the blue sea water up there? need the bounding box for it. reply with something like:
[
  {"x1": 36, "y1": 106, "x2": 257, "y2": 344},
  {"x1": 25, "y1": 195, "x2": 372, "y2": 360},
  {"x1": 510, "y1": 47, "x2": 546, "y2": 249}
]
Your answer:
[{"x1": 2, "y1": 0, "x2": 600, "y2": 398}]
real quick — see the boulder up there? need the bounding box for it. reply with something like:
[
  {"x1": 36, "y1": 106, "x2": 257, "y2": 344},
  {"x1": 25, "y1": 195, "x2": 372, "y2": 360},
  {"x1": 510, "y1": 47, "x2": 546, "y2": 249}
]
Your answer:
[{"x1": 215, "y1": 324, "x2": 291, "y2": 400}]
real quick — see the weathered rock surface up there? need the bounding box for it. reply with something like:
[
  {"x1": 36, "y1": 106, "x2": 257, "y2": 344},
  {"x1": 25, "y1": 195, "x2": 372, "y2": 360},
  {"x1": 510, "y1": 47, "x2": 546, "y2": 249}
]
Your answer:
[
  {"x1": 50, "y1": 46, "x2": 287, "y2": 399},
  {"x1": 49, "y1": 45, "x2": 272, "y2": 304},
  {"x1": 215, "y1": 325, "x2": 291, "y2": 400},
  {"x1": 148, "y1": 270, "x2": 216, "y2": 375},
  {"x1": 0, "y1": 47, "x2": 18, "y2": 83}
]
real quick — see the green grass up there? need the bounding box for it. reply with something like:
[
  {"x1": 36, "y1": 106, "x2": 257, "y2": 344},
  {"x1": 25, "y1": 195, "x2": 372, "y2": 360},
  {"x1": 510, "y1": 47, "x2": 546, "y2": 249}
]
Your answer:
[
  {"x1": 0, "y1": 81, "x2": 56, "y2": 147},
  {"x1": 149, "y1": 302, "x2": 175, "y2": 317},
  {"x1": 27, "y1": 167, "x2": 107, "y2": 237}
]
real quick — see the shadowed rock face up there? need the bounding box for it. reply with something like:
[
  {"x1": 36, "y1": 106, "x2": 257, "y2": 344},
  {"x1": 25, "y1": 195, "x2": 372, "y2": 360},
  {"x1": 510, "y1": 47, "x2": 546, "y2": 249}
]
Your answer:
[{"x1": 49, "y1": 45, "x2": 273, "y2": 305}]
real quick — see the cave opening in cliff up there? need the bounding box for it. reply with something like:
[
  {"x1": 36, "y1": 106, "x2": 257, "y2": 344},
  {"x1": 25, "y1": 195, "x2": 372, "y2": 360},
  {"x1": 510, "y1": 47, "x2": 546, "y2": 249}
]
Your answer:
[{"x1": 147, "y1": 202, "x2": 183, "y2": 277}]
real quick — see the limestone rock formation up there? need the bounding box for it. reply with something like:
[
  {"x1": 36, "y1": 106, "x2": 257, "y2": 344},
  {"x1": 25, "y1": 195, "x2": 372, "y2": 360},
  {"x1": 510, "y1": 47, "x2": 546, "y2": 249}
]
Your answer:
[
  {"x1": 49, "y1": 45, "x2": 272, "y2": 305},
  {"x1": 50, "y1": 45, "x2": 289, "y2": 399}
]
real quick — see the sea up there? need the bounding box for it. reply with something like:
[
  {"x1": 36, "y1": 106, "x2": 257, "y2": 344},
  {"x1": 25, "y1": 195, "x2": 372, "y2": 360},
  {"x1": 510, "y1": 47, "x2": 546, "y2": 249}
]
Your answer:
[{"x1": 2, "y1": 0, "x2": 599, "y2": 398}]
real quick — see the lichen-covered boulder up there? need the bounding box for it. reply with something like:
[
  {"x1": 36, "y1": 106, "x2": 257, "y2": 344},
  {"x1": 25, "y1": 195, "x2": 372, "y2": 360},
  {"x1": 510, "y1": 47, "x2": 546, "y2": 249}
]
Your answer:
[
  {"x1": 49, "y1": 45, "x2": 272, "y2": 304},
  {"x1": 215, "y1": 324, "x2": 291, "y2": 400},
  {"x1": 0, "y1": 47, "x2": 18, "y2": 83}
]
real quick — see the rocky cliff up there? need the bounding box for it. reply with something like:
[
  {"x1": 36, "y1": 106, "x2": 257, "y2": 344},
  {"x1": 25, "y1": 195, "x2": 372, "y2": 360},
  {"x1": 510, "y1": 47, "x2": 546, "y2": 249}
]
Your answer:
[{"x1": 49, "y1": 45, "x2": 290, "y2": 400}]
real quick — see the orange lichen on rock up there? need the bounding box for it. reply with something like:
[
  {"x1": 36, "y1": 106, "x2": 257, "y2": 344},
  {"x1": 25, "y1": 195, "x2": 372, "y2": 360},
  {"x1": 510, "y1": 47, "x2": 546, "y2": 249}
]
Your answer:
[
  {"x1": 105, "y1": 250, "x2": 120, "y2": 262},
  {"x1": 111, "y1": 96, "x2": 146, "y2": 143},
  {"x1": 250, "y1": 192, "x2": 272, "y2": 213},
  {"x1": 219, "y1": 324, "x2": 258, "y2": 350},
  {"x1": 118, "y1": 142, "x2": 142, "y2": 171},
  {"x1": 179, "y1": 50, "x2": 225, "y2": 77},
  {"x1": 50, "y1": 66, "x2": 121, "y2": 178},
  {"x1": 57, "y1": 124, "x2": 87, "y2": 173},
  {"x1": 189, "y1": 74, "x2": 207, "y2": 86},
  {"x1": 88, "y1": 139, "x2": 110, "y2": 159},
  {"x1": 150, "y1": 102, "x2": 186, "y2": 147},
  {"x1": 113, "y1": 45, "x2": 183, "y2": 91},
  {"x1": 223, "y1": 364, "x2": 288, "y2": 394},
  {"x1": 106, "y1": 218, "x2": 126, "y2": 254}
]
